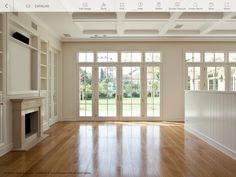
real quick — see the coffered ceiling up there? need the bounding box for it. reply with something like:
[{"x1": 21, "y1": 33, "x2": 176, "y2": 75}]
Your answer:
[{"x1": 33, "y1": 12, "x2": 236, "y2": 41}]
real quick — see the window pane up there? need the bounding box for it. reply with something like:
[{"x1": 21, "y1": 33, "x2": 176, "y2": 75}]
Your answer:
[
  {"x1": 121, "y1": 53, "x2": 131, "y2": 62},
  {"x1": 204, "y1": 52, "x2": 224, "y2": 62},
  {"x1": 132, "y1": 53, "x2": 142, "y2": 62},
  {"x1": 122, "y1": 52, "x2": 141, "y2": 62},
  {"x1": 147, "y1": 67, "x2": 160, "y2": 117},
  {"x1": 207, "y1": 67, "x2": 225, "y2": 91},
  {"x1": 145, "y1": 52, "x2": 161, "y2": 62},
  {"x1": 185, "y1": 52, "x2": 201, "y2": 62},
  {"x1": 229, "y1": 53, "x2": 236, "y2": 62},
  {"x1": 188, "y1": 67, "x2": 194, "y2": 90},
  {"x1": 97, "y1": 52, "x2": 107, "y2": 62},
  {"x1": 205, "y1": 53, "x2": 214, "y2": 62},
  {"x1": 193, "y1": 53, "x2": 201, "y2": 62},
  {"x1": 97, "y1": 52, "x2": 118, "y2": 62},
  {"x1": 87, "y1": 53, "x2": 94, "y2": 62},
  {"x1": 145, "y1": 53, "x2": 153, "y2": 62},
  {"x1": 185, "y1": 53, "x2": 193, "y2": 62},
  {"x1": 108, "y1": 53, "x2": 118, "y2": 62},
  {"x1": 215, "y1": 53, "x2": 224, "y2": 62},
  {"x1": 78, "y1": 52, "x2": 94, "y2": 62},
  {"x1": 98, "y1": 67, "x2": 116, "y2": 117},
  {"x1": 231, "y1": 67, "x2": 236, "y2": 91},
  {"x1": 187, "y1": 67, "x2": 200, "y2": 90},
  {"x1": 122, "y1": 67, "x2": 141, "y2": 117},
  {"x1": 153, "y1": 53, "x2": 161, "y2": 62},
  {"x1": 216, "y1": 67, "x2": 225, "y2": 91},
  {"x1": 78, "y1": 53, "x2": 86, "y2": 62},
  {"x1": 80, "y1": 67, "x2": 92, "y2": 116}
]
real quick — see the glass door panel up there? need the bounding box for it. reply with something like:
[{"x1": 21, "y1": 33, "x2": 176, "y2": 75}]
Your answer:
[
  {"x1": 147, "y1": 67, "x2": 160, "y2": 117},
  {"x1": 122, "y1": 67, "x2": 141, "y2": 117},
  {"x1": 230, "y1": 67, "x2": 236, "y2": 91},
  {"x1": 187, "y1": 66, "x2": 201, "y2": 90},
  {"x1": 98, "y1": 67, "x2": 117, "y2": 117},
  {"x1": 80, "y1": 67, "x2": 93, "y2": 116},
  {"x1": 53, "y1": 51, "x2": 58, "y2": 118},
  {"x1": 207, "y1": 67, "x2": 225, "y2": 91}
]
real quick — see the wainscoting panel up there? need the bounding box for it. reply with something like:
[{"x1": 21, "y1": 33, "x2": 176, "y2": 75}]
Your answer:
[{"x1": 185, "y1": 91, "x2": 236, "y2": 160}]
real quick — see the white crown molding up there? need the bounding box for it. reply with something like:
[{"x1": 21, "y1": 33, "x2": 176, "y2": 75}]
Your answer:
[{"x1": 61, "y1": 36, "x2": 236, "y2": 42}]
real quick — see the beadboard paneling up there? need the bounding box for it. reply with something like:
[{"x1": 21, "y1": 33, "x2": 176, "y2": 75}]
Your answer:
[{"x1": 185, "y1": 91, "x2": 236, "y2": 160}]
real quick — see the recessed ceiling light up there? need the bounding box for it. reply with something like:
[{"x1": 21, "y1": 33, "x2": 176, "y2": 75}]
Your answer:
[{"x1": 63, "y1": 33, "x2": 71, "y2": 37}]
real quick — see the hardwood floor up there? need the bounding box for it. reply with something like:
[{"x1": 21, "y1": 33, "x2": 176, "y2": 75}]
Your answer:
[{"x1": 0, "y1": 122, "x2": 235, "y2": 177}]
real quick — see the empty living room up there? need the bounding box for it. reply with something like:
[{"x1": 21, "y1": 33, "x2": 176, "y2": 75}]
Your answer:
[{"x1": 0, "y1": 1, "x2": 235, "y2": 177}]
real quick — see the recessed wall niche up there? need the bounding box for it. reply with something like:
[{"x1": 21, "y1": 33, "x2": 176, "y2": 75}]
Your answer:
[{"x1": 7, "y1": 17, "x2": 39, "y2": 94}]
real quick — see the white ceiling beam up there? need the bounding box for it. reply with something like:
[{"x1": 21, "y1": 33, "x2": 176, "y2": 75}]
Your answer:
[
  {"x1": 116, "y1": 12, "x2": 126, "y2": 35},
  {"x1": 200, "y1": 12, "x2": 236, "y2": 34},
  {"x1": 159, "y1": 12, "x2": 183, "y2": 35}
]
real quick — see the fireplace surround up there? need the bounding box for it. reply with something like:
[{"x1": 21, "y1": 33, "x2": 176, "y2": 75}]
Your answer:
[{"x1": 11, "y1": 97, "x2": 48, "y2": 151}]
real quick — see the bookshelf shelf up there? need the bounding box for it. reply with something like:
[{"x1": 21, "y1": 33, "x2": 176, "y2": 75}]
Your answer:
[
  {"x1": 8, "y1": 36, "x2": 38, "y2": 51},
  {"x1": 40, "y1": 64, "x2": 47, "y2": 68},
  {"x1": 40, "y1": 40, "x2": 48, "y2": 90}
]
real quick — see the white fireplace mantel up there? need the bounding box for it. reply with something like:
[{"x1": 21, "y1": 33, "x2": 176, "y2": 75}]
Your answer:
[{"x1": 11, "y1": 97, "x2": 48, "y2": 151}]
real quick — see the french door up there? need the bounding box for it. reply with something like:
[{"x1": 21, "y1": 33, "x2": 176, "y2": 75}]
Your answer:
[
  {"x1": 78, "y1": 51, "x2": 161, "y2": 121},
  {"x1": 78, "y1": 65, "x2": 161, "y2": 121}
]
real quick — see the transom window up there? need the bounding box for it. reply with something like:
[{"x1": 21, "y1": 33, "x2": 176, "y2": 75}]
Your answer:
[
  {"x1": 145, "y1": 52, "x2": 161, "y2": 62},
  {"x1": 97, "y1": 52, "x2": 118, "y2": 62},
  {"x1": 229, "y1": 52, "x2": 236, "y2": 62},
  {"x1": 78, "y1": 52, "x2": 94, "y2": 62},
  {"x1": 185, "y1": 52, "x2": 201, "y2": 62},
  {"x1": 204, "y1": 52, "x2": 224, "y2": 62},
  {"x1": 121, "y1": 52, "x2": 142, "y2": 62}
]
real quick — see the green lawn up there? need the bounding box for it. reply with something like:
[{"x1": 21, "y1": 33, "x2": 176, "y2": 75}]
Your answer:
[{"x1": 80, "y1": 97, "x2": 160, "y2": 116}]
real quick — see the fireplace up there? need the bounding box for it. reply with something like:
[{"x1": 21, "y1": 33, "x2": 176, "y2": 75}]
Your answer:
[
  {"x1": 11, "y1": 97, "x2": 48, "y2": 151},
  {"x1": 25, "y1": 111, "x2": 38, "y2": 138}
]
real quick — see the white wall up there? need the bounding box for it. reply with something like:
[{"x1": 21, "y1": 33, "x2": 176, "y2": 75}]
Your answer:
[
  {"x1": 0, "y1": 12, "x2": 62, "y2": 157},
  {"x1": 8, "y1": 41, "x2": 31, "y2": 92},
  {"x1": 62, "y1": 41, "x2": 236, "y2": 121},
  {"x1": 185, "y1": 91, "x2": 236, "y2": 160}
]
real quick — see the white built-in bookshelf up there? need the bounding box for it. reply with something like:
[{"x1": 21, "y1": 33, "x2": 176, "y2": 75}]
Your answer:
[
  {"x1": 0, "y1": 13, "x2": 4, "y2": 92},
  {"x1": 40, "y1": 40, "x2": 48, "y2": 90}
]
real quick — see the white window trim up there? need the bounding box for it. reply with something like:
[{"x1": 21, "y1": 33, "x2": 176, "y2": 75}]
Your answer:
[{"x1": 76, "y1": 51, "x2": 162, "y2": 121}]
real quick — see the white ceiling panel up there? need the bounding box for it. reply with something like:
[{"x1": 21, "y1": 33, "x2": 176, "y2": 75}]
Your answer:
[
  {"x1": 32, "y1": 12, "x2": 236, "y2": 40},
  {"x1": 124, "y1": 22, "x2": 165, "y2": 30},
  {"x1": 77, "y1": 22, "x2": 117, "y2": 30}
]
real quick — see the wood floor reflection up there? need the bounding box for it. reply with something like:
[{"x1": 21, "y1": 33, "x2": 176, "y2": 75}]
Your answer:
[{"x1": 0, "y1": 122, "x2": 235, "y2": 177}]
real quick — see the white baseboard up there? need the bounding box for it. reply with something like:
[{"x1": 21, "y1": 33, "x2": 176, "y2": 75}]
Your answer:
[
  {"x1": 0, "y1": 143, "x2": 13, "y2": 157},
  {"x1": 164, "y1": 116, "x2": 184, "y2": 122},
  {"x1": 185, "y1": 125, "x2": 236, "y2": 160},
  {"x1": 62, "y1": 116, "x2": 76, "y2": 121}
]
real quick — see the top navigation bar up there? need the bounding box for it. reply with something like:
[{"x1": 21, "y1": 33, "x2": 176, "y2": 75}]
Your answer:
[{"x1": 1, "y1": 0, "x2": 236, "y2": 12}]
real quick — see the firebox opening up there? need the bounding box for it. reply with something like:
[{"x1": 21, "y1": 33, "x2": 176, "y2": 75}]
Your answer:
[{"x1": 25, "y1": 111, "x2": 39, "y2": 138}]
